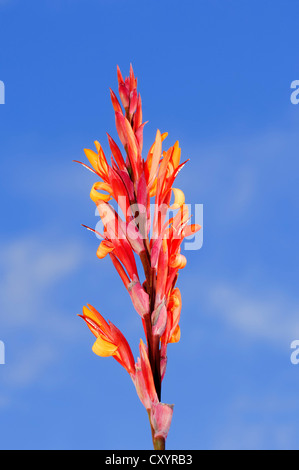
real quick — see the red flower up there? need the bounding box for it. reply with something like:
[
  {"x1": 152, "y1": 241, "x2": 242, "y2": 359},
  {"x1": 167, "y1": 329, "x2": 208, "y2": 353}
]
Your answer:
[{"x1": 78, "y1": 65, "x2": 201, "y2": 449}]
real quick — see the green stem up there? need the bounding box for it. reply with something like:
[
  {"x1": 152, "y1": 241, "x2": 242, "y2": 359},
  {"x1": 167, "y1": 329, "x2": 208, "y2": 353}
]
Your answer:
[
  {"x1": 153, "y1": 436, "x2": 165, "y2": 450},
  {"x1": 147, "y1": 411, "x2": 165, "y2": 450}
]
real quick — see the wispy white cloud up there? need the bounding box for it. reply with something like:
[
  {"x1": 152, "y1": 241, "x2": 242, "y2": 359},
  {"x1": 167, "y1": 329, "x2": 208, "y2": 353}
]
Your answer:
[
  {"x1": 4, "y1": 342, "x2": 56, "y2": 387},
  {"x1": 183, "y1": 124, "x2": 299, "y2": 226},
  {"x1": 0, "y1": 235, "x2": 83, "y2": 326},
  {"x1": 204, "y1": 281, "x2": 299, "y2": 347},
  {"x1": 0, "y1": 394, "x2": 10, "y2": 409},
  {"x1": 215, "y1": 419, "x2": 297, "y2": 450},
  {"x1": 213, "y1": 394, "x2": 299, "y2": 450},
  {"x1": 0, "y1": 234, "x2": 85, "y2": 393},
  {"x1": 179, "y1": 124, "x2": 299, "y2": 350}
]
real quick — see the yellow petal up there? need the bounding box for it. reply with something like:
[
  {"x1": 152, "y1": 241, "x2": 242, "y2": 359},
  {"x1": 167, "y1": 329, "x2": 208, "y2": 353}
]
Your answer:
[
  {"x1": 96, "y1": 240, "x2": 114, "y2": 259},
  {"x1": 84, "y1": 148, "x2": 99, "y2": 172},
  {"x1": 90, "y1": 182, "x2": 113, "y2": 203},
  {"x1": 92, "y1": 336, "x2": 118, "y2": 357},
  {"x1": 94, "y1": 141, "x2": 102, "y2": 153},
  {"x1": 94, "y1": 141, "x2": 109, "y2": 176},
  {"x1": 149, "y1": 178, "x2": 157, "y2": 197},
  {"x1": 171, "y1": 141, "x2": 181, "y2": 169},
  {"x1": 170, "y1": 188, "x2": 185, "y2": 210},
  {"x1": 83, "y1": 305, "x2": 110, "y2": 334},
  {"x1": 169, "y1": 253, "x2": 187, "y2": 269},
  {"x1": 83, "y1": 305, "x2": 98, "y2": 324},
  {"x1": 169, "y1": 325, "x2": 181, "y2": 343},
  {"x1": 168, "y1": 292, "x2": 181, "y2": 310}
]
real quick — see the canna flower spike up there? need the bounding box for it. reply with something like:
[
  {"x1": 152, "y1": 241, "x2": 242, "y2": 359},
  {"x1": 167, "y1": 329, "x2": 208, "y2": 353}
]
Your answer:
[{"x1": 78, "y1": 64, "x2": 201, "y2": 450}]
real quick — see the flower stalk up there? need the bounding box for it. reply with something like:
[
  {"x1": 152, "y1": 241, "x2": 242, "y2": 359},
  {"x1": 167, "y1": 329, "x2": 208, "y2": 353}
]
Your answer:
[{"x1": 77, "y1": 65, "x2": 201, "y2": 449}]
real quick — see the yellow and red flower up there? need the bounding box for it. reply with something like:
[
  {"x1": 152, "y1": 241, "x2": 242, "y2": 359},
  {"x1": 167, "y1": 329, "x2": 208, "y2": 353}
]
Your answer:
[
  {"x1": 79, "y1": 305, "x2": 135, "y2": 376},
  {"x1": 78, "y1": 65, "x2": 201, "y2": 449}
]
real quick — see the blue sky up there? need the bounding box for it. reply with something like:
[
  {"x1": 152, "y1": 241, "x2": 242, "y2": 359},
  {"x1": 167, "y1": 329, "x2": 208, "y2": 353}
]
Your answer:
[{"x1": 1, "y1": 0, "x2": 299, "y2": 450}]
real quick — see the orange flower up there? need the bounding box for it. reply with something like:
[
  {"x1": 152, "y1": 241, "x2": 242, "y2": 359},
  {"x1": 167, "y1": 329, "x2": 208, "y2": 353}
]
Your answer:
[
  {"x1": 79, "y1": 304, "x2": 135, "y2": 376},
  {"x1": 78, "y1": 65, "x2": 202, "y2": 450}
]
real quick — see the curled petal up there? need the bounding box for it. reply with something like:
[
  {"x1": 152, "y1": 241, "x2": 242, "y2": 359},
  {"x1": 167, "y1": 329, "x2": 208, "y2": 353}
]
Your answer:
[
  {"x1": 90, "y1": 182, "x2": 113, "y2": 203},
  {"x1": 170, "y1": 188, "x2": 185, "y2": 210},
  {"x1": 92, "y1": 336, "x2": 119, "y2": 357},
  {"x1": 169, "y1": 253, "x2": 187, "y2": 269},
  {"x1": 96, "y1": 240, "x2": 115, "y2": 259}
]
